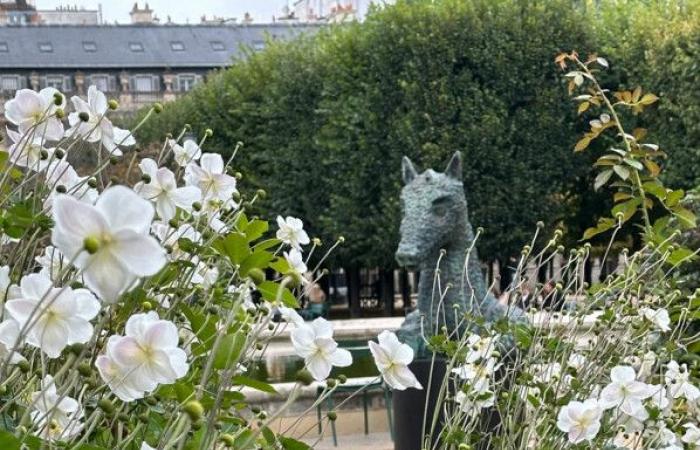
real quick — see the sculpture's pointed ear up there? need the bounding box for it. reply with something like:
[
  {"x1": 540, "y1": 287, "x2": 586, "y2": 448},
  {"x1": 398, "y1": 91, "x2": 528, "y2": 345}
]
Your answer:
[
  {"x1": 402, "y1": 156, "x2": 418, "y2": 184},
  {"x1": 445, "y1": 151, "x2": 462, "y2": 180}
]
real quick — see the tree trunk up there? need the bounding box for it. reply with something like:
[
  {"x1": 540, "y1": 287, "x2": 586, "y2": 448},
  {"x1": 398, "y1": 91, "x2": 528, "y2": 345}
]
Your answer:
[
  {"x1": 381, "y1": 268, "x2": 395, "y2": 316},
  {"x1": 346, "y1": 267, "x2": 361, "y2": 318}
]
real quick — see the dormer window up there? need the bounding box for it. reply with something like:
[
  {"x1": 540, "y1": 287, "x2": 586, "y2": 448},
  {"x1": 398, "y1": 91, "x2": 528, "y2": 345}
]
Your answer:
[
  {"x1": 0, "y1": 42, "x2": 8, "y2": 53},
  {"x1": 39, "y1": 42, "x2": 53, "y2": 53},
  {"x1": 170, "y1": 41, "x2": 185, "y2": 51},
  {"x1": 129, "y1": 42, "x2": 144, "y2": 52},
  {"x1": 83, "y1": 41, "x2": 97, "y2": 52},
  {"x1": 210, "y1": 41, "x2": 225, "y2": 51}
]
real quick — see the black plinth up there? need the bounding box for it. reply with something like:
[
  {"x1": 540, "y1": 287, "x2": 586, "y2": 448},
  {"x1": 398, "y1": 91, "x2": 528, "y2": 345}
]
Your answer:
[{"x1": 392, "y1": 358, "x2": 447, "y2": 450}]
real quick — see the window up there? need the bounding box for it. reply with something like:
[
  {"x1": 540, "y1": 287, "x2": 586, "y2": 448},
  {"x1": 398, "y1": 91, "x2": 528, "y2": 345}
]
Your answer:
[
  {"x1": 176, "y1": 74, "x2": 199, "y2": 92},
  {"x1": 0, "y1": 42, "x2": 8, "y2": 52},
  {"x1": 129, "y1": 42, "x2": 144, "y2": 52},
  {"x1": 170, "y1": 41, "x2": 185, "y2": 51},
  {"x1": 0, "y1": 75, "x2": 21, "y2": 92},
  {"x1": 252, "y1": 40, "x2": 265, "y2": 51},
  {"x1": 210, "y1": 41, "x2": 225, "y2": 51},
  {"x1": 88, "y1": 74, "x2": 111, "y2": 93},
  {"x1": 130, "y1": 75, "x2": 160, "y2": 92},
  {"x1": 38, "y1": 42, "x2": 53, "y2": 53},
  {"x1": 43, "y1": 75, "x2": 71, "y2": 91},
  {"x1": 82, "y1": 41, "x2": 97, "y2": 52}
]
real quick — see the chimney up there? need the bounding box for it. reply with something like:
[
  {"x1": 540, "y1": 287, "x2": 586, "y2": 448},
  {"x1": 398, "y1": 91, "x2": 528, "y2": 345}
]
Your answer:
[
  {"x1": 242, "y1": 11, "x2": 253, "y2": 24},
  {"x1": 130, "y1": 1, "x2": 154, "y2": 24}
]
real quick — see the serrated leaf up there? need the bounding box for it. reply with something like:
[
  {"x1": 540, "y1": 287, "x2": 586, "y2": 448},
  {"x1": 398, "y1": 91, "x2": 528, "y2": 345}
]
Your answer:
[
  {"x1": 239, "y1": 250, "x2": 274, "y2": 276},
  {"x1": 257, "y1": 280, "x2": 298, "y2": 307}
]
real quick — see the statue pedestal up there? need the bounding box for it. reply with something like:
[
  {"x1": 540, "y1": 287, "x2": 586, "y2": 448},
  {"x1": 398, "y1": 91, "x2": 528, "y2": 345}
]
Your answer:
[{"x1": 392, "y1": 358, "x2": 447, "y2": 450}]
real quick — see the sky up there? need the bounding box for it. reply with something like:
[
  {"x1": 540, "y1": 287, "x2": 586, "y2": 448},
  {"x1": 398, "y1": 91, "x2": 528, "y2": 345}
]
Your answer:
[{"x1": 35, "y1": 0, "x2": 288, "y2": 24}]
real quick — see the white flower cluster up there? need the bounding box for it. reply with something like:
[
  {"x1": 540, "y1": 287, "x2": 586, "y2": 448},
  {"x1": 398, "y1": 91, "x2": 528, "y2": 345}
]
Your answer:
[
  {"x1": 557, "y1": 362, "x2": 700, "y2": 446},
  {"x1": 451, "y1": 333, "x2": 501, "y2": 415}
]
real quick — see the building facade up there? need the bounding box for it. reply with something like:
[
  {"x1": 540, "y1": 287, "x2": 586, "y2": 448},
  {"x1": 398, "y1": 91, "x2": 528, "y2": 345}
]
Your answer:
[
  {"x1": 0, "y1": 22, "x2": 318, "y2": 112},
  {"x1": 287, "y1": 0, "x2": 396, "y2": 22}
]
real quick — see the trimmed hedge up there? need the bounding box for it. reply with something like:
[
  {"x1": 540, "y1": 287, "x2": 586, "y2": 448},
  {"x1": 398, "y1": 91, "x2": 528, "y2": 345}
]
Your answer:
[{"x1": 134, "y1": 0, "x2": 700, "y2": 268}]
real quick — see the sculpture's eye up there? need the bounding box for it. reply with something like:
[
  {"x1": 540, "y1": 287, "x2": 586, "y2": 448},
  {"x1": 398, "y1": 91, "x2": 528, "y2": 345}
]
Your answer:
[{"x1": 431, "y1": 196, "x2": 451, "y2": 217}]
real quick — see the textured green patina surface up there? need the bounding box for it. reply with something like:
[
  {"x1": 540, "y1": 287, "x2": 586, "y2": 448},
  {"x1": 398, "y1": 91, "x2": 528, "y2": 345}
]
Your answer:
[{"x1": 395, "y1": 152, "x2": 526, "y2": 357}]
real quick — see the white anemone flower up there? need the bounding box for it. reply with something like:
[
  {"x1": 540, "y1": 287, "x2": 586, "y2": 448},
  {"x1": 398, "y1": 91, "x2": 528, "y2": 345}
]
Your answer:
[
  {"x1": 141, "y1": 443, "x2": 156, "y2": 450},
  {"x1": 30, "y1": 375, "x2": 83, "y2": 441},
  {"x1": 455, "y1": 390, "x2": 495, "y2": 416},
  {"x1": 291, "y1": 317, "x2": 352, "y2": 381},
  {"x1": 284, "y1": 248, "x2": 308, "y2": 277},
  {"x1": 151, "y1": 221, "x2": 202, "y2": 260},
  {"x1": 35, "y1": 245, "x2": 65, "y2": 281},
  {"x1": 567, "y1": 353, "x2": 586, "y2": 371},
  {"x1": 51, "y1": 186, "x2": 167, "y2": 302},
  {"x1": 682, "y1": 423, "x2": 700, "y2": 446},
  {"x1": 134, "y1": 158, "x2": 201, "y2": 221},
  {"x1": 190, "y1": 260, "x2": 218, "y2": 288},
  {"x1": 451, "y1": 358, "x2": 499, "y2": 394},
  {"x1": 67, "y1": 85, "x2": 135, "y2": 155},
  {"x1": 169, "y1": 139, "x2": 202, "y2": 167},
  {"x1": 4, "y1": 87, "x2": 65, "y2": 141},
  {"x1": 5, "y1": 272, "x2": 100, "y2": 358},
  {"x1": 369, "y1": 330, "x2": 422, "y2": 390},
  {"x1": 648, "y1": 384, "x2": 671, "y2": 411},
  {"x1": 278, "y1": 306, "x2": 304, "y2": 326},
  {"x1": 0, "y1": 264, "x2": 9, "y2": 299},
  {"x1": 0, "y1": 319, "x2": 24, "y2": 364},
  {"x1": 96, "y1": 312, "x2": 189, "y2": 401},
  {"x1": 44, "y1": 159, "x2": 98, "y2": 206},
  {"x1": 599, "y1": 366, "x2": 654, "y2": 419},
  {"x1": 184, "y1": 153, "x2": 237, "y2": 202},
  {"x1": 276, "y1": 216, "x2": 310, "y2": 250},
  {"x1": 665, "y1": 360, "x2": 700, "y2": 401},
  {"x1": 556, "y1": 399, "x2": 603, "y2": 444},
  {"x1": 6, "y1": 128, "x2": 54, "y2": 171},
  {"x1": 639, "y1": 307, "x2": 671, "y2": 332},
  {"x1": 464, "y1": 333, "x2": 500, "y2": 363}
]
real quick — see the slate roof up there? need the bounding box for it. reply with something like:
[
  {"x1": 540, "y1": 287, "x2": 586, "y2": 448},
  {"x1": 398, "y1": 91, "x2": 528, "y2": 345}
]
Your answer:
[{"x1": 0, "y1": 24, "x2": 320, "y2": 69}]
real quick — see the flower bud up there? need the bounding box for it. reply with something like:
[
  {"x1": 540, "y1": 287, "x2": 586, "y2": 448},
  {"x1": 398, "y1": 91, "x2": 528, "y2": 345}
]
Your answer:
[
  {"x1": 247, "y1": 268, "x2": 265, "y2": 285},
  {"x1": 141, "y1": 173, "x2": 151, "y2": 183},
  {"x1": 109, "y1": 175, "x2": 119, "y2": 185},
  {"x1": 56, "y1": 185, "x2": 67, "y2": 194},
  {"x1": 536, "y1": 221, "x2": 544, "y2": 229},
  {"x1": 40, "y1": 149, "x2": 49, "y2": 160},
  {"x1": 83, "y1": 237, "x2": 100, "y2": 254},
  {"x1": 118, "y1": 413, "x2": 129, "y2": 422},
  {"x1": 78, "y1": 112, "x2": 90, "y2": 122},
  {"x1": 153, "y1": 102, "x2": 163, "y2": 114},
  {"x1": 53, "y1": 92, "x2": 63, "y2": 106},
  {"x1": 338, "y1": 374, "x2": 347, "y2": 384},
  {"x1": 55, "y1": 148, "x2": 65, "y2": 159},
  {"x1": 77, "y1": 362, "x2": 91, "y2": 377},
  {"x1": 191, "y1": 420, "x2": 203, "y2": 430},
  {"x1": 108, "y1": 99, "x2": 119, "y2": 110},
  {"x1": 234, "y1": 172, "x2": 242, "y2": 180},
  {"x1": 142, "y1": 301, "x2": 153, "y2": 311},
  {"x1": 182, "y1": 400, "x2": 204, "y2": 421},
  {"x1": 17, "y1": 359, "x2": 30, "y2": 373},
  {"x1": 255, "y1": 189, "x2": 266, "y2": 199},
  {"x1": 327, "y1": 411, "x2": 337, "y2": 421},
  {"x1": 184, "y1": 123, "x2": 192, "y2": 131},
  {"x1": 205, "y1": 128, "x2": 213, "y2": 137},
  {"x1": 192, "y1": 201, "x2": 202, "y2": 212},
  {"x1": 231, "y1": 191, "x2": 241, "y2": 202},
  {"x1": 168, "y1": 218, "x2": 178, "y2": 228},
  {"x1": 109, "y1": 155, "x2": 120, "y2": 165},
  {"x1": 98, "y1": 398, "x2": 115, "y2": 415},
  {"x1": 219, "y1": 434, "x2": 235, "y2": 447},
  {"x1": 327, "y1": 378, "x2": 337, "y2": 388},
  {"x1": 338, "y1": 236, "x2": 345, "y2": 244},
  {"x1": 55, "y1": 108, "x2": 65, "y2": 119},
  {"x1": 295, "y1": 369, "x2": 314, "y2": 386},
  {"x1": 87, "y1": 178, "x2": 98, "y2": 188}
]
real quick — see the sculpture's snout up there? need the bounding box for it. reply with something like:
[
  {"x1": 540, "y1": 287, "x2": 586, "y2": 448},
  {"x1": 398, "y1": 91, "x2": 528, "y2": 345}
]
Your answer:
[{"x1": 395, "y1": 244, "x2": 420, "y2": 268}]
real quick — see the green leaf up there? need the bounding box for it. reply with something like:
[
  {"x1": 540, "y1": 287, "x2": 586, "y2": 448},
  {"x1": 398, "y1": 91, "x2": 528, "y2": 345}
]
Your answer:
[
  {"x1": 594, "y1": 169, "x2": 612, "y2": 190},
  {"x1": 257, "y1": 280, "x2": 298, "y2": 307},
  {"x1": 666, "y1": 189, "x2": 684, "y2": 207},
  {"x1": 213, "y1": 333, "x2": 247, "y2": 370},
  {"x1": 261, "y1": 426, "x2": 277, "y2": 445},
  {"x1": 280, "y1": 437, "x2": 312, "y2": 450},
  {"x1": 234, "y1": 429, "x2": 256, "y2": 449},
  {"x1": 231, "y1": 375, "x2": 278, "y2": 394},
  {"x1": 181, "y1": 304, "x2": 217, "y2": 345},
  {"x1": 0, "y1": 431, "x2": 20, "y2": 450},
  {"x1": 244, "y1": 219, "x2": 269, "y2": 242},
  {"x1": 254, "y1": 238, "x2": 282, "y2": 251},
  {"x1": 673, "y1": 207, "x2": 696, "y2": 229},
  {"x1": 613, "y1": 165, "x2": 630, "y2": 180},
  {"x1": 239, "y1": 250, "x2": 274, "y2": 276},
  {"x1": 216, "y1": 232, "x2": 250, "y2": 265}
]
